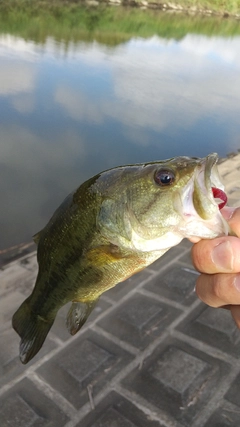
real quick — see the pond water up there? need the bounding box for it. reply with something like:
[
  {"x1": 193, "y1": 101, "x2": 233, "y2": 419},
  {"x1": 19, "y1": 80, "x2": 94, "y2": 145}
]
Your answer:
[{"x1": 1, "y1": 8, "x2": 240, "y2": 250}]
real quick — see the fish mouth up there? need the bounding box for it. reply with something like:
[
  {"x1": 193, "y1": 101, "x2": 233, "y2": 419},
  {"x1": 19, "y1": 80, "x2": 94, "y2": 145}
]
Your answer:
[
  {"x1": 193, "y1": 153, "x2": 228, "y2": 219},
  {"x1": 192, "y1": 153, "x2": 227, "y2": 220},
  {"x1": 175, "y1": 153, "x2": 230, "y2": 239}
]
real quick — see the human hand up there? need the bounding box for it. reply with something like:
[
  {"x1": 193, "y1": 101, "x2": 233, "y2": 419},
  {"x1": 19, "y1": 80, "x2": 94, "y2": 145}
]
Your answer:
[{"x1": 191, "y1": 206, "x2": 240, "y2": 328}]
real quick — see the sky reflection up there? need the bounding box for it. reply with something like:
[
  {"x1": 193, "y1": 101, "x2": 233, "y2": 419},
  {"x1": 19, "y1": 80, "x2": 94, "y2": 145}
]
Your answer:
[{"x1": 0, "y1": 33, "x2": 240, "y2": 249}]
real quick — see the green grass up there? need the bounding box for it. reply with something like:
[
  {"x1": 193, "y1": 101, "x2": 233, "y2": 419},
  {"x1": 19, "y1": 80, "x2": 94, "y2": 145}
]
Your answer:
[
  {"x1": 1, "y1": 0, "x2": 240, "y2": 13},
  {"x1": 0, "y1": 1, "x2": 239, "y2": 46},
  {"x1": 2, "y1": 0, "x2": 240, "y2": 14}
]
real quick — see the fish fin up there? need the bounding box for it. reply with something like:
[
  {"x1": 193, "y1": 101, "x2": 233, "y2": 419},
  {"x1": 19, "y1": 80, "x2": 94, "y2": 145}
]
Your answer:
[
  {"x1": 66, "y1": 299, "x2": 98, "y2": 335},
  {"x1": 33, "y1": 231, "x2": 42, "y2": 245},
  {"x1": 12, "y1": 298, "x2": 54, "y2": 364}
]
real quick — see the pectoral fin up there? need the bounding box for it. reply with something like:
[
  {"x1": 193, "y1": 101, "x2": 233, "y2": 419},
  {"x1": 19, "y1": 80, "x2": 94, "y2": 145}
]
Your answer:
[{"x1": 66, "y1": 299, "x2": 99, "y2": 335}]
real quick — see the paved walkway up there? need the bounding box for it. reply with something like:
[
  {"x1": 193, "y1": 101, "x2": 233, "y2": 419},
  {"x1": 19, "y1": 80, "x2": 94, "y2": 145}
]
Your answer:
[{"x1": 1, "y1": 153, "x2": 240, "y2": 427}]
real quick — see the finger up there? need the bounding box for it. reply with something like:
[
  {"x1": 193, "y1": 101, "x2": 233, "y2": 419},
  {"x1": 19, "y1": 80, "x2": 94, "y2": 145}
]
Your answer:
[
  {"x1": 192, "y1": 236, "x2": 240, "y2": 274},
  {"x1": 219, "y1": 304, "x2": 240, "y2": 330},
  {"x1": 221, "y1": 206, "x2": 240, "y2": 237},
  {"x1": 230, "y1": 305, "x2": 240, "y2": 329},
  {"x1": 195, "y1": 272, "x2": 240, "y2": 307},
  {"x1": 217, "y1": 304, "x2": 240, "y2": 330}
]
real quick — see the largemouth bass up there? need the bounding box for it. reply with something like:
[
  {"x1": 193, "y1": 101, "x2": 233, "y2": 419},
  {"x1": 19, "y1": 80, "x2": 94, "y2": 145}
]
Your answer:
[{"x1": 13, "y1": 153, "x2": 230, "y2": 364}]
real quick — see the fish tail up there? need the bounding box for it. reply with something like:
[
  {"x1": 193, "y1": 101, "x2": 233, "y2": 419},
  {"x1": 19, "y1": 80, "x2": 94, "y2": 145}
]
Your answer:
[{"x1": 12, "y1": 298, "x2": 54, "y2": 364}]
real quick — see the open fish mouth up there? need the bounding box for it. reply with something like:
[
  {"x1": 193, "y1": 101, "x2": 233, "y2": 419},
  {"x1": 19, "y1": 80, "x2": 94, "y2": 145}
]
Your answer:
[
  {"x1": 193, "y1": 153, "x2": 228, "y2": 219},
  {"x1": 174, "y1": 152, "x2": 230, "y2": 240},
  {"x1": 204, "y1": 152, "x2": 227, "y2": 209}
]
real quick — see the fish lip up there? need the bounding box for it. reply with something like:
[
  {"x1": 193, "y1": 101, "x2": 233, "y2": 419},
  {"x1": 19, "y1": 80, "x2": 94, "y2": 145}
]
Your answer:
[
  {"x1": 192, "y1": 153, "x2": 230, "y2": 236},
  {"x1": 174, "y1": 152, "x2": 231, "y2": 239},
  {"x1": 204, "y1": 152, "x2": 219, "y2": 191},
  {"x1": 193, "y1": 152, "x2": 226, "y2": 219},
  {"x1": 196, "y1": 152, "x2": 220, "y2": 195},
  {"x1": 204, "y1": 152, "x2": 222, "y2": 195}
]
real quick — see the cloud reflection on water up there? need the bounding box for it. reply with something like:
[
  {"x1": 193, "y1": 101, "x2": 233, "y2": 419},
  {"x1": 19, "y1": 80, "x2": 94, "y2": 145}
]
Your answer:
[{"x1": 0, "y1": 33, "x2": 240, "y2": 249}]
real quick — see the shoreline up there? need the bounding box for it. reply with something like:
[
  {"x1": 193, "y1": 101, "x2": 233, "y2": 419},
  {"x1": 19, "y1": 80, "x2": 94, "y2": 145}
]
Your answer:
[
  {"x1": 1, "y1": 0, "x2": 240, "y2": 19},
  {"x1": 1, "y1": 2, "x2": 240, "y2": 46},
  {"x1": 90, "y1": 0, "x2": 240, "y2": 19}
]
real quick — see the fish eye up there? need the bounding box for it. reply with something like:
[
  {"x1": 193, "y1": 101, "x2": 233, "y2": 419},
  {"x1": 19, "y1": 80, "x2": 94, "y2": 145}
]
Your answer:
[{"x1": 154, "y1": 169, "x2": 175, "y2": 186}]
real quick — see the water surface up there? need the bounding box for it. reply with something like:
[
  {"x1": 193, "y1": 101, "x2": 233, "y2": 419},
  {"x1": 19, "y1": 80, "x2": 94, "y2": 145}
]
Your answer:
[{"x1": 1, "y1": 8, "x2": 240, "y2": 250}]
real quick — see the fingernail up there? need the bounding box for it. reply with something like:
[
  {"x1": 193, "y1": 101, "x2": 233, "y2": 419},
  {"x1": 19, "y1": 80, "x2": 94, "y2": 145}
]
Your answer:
[
  {"x1": 211, "y1": 241, "x2": 234, "y2": 271},
  {"x1": 234, "y1": 275, "x2": 240, "y2": 292}
]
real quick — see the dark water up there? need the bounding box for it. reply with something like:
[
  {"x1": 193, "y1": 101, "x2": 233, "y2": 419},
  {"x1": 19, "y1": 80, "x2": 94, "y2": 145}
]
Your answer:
[{"x1": 1, "y1": 10, "x2": 240, "y2": 250}]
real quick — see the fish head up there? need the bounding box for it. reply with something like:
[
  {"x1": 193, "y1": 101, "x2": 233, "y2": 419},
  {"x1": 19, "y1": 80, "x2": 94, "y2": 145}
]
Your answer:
[{"x1": 96, "y1": 153, "x2": 230, "y2": 252}]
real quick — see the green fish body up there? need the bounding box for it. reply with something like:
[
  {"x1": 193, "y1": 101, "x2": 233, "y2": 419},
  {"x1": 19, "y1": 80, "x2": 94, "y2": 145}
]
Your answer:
[{"x1": 12, "y1": 153, "x2": 230, "y2": 363}]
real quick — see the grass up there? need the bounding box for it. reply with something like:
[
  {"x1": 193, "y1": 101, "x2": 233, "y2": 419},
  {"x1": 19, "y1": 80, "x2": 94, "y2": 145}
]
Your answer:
[
  {"x1": 1, "y1": 0, "x2": 240, "y2": 14},
  {"x1": 0, "y1": 1, "x2": 239, "y2": 46}
]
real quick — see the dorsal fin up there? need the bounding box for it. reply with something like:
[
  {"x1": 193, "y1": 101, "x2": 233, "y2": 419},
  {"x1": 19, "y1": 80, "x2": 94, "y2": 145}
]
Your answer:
[{"x1": 33, "y1": 231, "x2": 42, "y2": 245}]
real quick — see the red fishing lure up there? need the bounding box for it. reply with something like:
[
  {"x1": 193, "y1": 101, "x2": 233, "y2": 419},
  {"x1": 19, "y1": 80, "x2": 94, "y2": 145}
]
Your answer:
[{"x1": 212, "y1": 187, "x2": 227, "y2": 210}]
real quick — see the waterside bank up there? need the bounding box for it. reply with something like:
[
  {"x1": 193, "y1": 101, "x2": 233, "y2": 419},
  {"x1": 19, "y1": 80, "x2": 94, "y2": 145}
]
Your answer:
[{"x1": 1, "y1": 0, "x2": 240, "y2": 18}]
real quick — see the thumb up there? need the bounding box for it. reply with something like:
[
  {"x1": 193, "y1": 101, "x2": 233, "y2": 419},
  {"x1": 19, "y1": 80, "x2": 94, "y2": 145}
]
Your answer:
[{"x1": 221, "y1": 207, "x2": 240, "y2": 238}]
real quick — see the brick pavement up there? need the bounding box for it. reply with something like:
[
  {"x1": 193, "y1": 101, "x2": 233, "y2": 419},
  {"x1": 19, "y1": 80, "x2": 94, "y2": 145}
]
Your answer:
[{"x1": 1, "y1": 153, "x2": 240, "y2": 427}]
